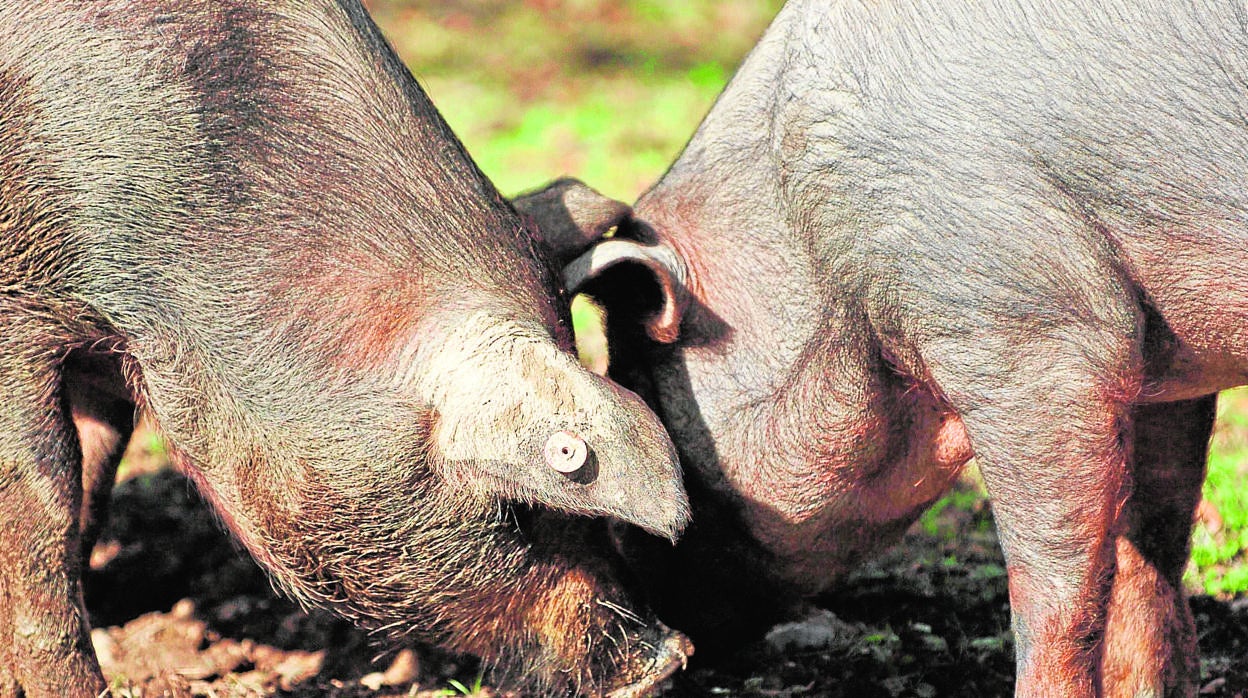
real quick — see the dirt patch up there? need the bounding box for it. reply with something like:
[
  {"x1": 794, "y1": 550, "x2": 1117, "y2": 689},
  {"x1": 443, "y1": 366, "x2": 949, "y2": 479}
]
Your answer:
[
  {"x1": 87, "y1": 469, "x2": 1248, "y2": 697},
  {"x1": 87, "y1": 469, "x2": 474, "y2": 698}
]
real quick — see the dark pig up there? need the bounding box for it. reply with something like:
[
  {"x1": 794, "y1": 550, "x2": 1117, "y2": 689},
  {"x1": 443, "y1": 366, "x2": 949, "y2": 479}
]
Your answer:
[
  {"x1": 538, "y1": 1, "x2": 1248, "y2": 696},
  {"x1": 0, "y1": 2, "x2": 692, "y2": 696}
]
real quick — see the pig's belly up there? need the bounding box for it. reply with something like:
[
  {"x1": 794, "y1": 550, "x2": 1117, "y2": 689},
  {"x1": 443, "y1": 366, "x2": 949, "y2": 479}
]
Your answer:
[{"x1": 724, "y1": 412, "x2": 974, "y2": 595}]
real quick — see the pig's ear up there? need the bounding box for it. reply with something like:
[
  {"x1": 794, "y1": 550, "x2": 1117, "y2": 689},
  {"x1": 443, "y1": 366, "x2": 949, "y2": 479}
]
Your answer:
[
  {"x1": 512, "y1": 178, "x2": 631, "y2": 263},
  {"x1": 563, "y1": 239, "x2": 686, "y2": 344}
]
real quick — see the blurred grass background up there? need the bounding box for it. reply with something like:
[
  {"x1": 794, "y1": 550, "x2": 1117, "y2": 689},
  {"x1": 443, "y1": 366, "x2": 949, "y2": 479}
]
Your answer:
[
  {"x1": 128, "y1": 0, "x2": 1248, "y2": 596},
  {"x1": 365, "y1": 0, "x2": 785, "y2": 201}
]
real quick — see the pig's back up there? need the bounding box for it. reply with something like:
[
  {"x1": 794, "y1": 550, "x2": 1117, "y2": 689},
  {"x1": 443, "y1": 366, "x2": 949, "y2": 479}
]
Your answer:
[{"x1": 781, "y1": 0, "x2": 1248, "y2": 394}]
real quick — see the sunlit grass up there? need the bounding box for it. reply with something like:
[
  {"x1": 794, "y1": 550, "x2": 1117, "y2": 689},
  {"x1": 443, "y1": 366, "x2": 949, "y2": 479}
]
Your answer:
[
  {"x1": 368, "y1": 0, "x2": 785, "y2": 200},
  {"x1": 1188, "y1": 387, "x2": 1248, "y2": 594}
]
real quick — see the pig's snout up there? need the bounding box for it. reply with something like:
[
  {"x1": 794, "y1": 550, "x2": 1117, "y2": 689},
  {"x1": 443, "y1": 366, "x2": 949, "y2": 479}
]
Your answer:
[
  {"x1": 544, "y1": 430, "x2": 589, "y2": 474},
  {"x1": 604, "y1": 624, "x2": 695, "y2": 698}
]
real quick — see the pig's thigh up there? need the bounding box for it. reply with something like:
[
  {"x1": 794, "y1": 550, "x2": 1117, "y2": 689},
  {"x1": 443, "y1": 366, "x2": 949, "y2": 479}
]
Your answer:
[
  {"x1": 1102, "y1": 396, "x2": 1214, "y2": 698},
  {"x1": 0, "y1": 309, "x2": 105, "y2": 697}
]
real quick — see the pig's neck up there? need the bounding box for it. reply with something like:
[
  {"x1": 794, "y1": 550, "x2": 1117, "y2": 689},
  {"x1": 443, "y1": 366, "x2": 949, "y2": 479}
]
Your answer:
[
  {"x1": 632, "y1": 8, "x2": 852, "y2": 504},
  {"x1": 632, "y1": 7, "x2": 970, "y2": 585},
  {"x1": 637, "y1": 186, "x2": 968, "y2": 586}
]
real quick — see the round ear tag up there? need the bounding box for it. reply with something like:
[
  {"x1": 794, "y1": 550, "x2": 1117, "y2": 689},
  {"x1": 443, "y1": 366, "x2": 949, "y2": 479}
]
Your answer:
[{"x1": 544, "y1": 431, "x2": 588, "y2": 474}]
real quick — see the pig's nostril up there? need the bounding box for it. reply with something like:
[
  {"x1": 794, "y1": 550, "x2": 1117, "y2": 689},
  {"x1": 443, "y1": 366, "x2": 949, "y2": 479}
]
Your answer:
[{"x1": 545, "y1": 431, "x2": 588, "y2": 474}]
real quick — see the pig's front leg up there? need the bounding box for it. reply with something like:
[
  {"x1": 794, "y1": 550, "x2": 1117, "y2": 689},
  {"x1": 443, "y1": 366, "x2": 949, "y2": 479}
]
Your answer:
[
  {"x1": 62, "y1": 350, "x2": 135, "y2": 573},
  {"x1": 0, "y1": 307, "x2": 104, "y2": 698},
  {"x1": 933, "y1": 344, "x2": 1135, "y2": 697},
  {"x1": 1103, "y1": 397, "x2": 1214, "y2": 697},
  {"x1": 900, "y1": 251, "x2": 1143, "y2": 696}
]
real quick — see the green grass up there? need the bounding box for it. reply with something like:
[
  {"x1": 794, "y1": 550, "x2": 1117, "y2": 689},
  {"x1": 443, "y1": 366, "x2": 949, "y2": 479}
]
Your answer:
[
  {"x1": 1188, "y1": 387, "x2": 1248, "y2": 594},
  {"x1": 368, "y1": 0, "x2": 785, "y2": 200},
  {"x1": 918, "y1": 486, "x2": 985, "y2": 541},
  {"x1": 436, "y1": 670, "x2": 487, "y2": 697}
]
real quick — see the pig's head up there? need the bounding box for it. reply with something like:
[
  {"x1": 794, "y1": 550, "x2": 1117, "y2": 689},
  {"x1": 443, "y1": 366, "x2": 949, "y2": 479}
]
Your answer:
[
  {"x1": 267, "y1": 187, "x2": 696, "y2": 692},
  {"x1": 233, "y1": 194, "x2": 694, "y2": 694},
  {"x1": 318, "y1": 178, "x2": 700, "y2": 693},
  {"x1": 398, "y1": 301, "x2": 687, "y2": 542},
  {"x1": 512, "y1": 179, "x2": 797, "y2": 653}
]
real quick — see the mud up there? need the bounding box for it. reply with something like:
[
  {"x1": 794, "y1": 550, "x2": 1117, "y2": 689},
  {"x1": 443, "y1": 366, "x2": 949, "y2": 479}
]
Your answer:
[{"x1": 85, "y1": 441, "x2": 1248, "y2": 697}]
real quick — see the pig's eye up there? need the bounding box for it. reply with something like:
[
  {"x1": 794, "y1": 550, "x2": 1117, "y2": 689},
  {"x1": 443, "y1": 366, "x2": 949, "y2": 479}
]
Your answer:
[{"x1": 544, "y1": 431, "x2": 589, "y2": 475}]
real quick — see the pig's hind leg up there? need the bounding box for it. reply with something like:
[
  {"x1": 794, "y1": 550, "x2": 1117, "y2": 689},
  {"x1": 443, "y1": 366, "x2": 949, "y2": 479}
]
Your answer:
[
  {"x1": 0, "y1": 307, "x2": 107, "y2": 697},
  {"x1": 1101, "y1": 397, "x2": 1214, "y2": 698}
]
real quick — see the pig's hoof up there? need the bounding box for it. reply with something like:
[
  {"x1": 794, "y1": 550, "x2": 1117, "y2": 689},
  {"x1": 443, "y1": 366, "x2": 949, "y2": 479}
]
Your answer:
[{"x1": 605, "y1": 630, "x2": 694, "y2": 698}]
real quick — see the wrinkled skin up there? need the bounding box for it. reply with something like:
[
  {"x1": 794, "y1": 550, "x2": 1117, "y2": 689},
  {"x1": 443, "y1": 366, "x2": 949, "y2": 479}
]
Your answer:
[
  {"x1": 541, "y1": 1, "x2": 1248, "y2": 696},
  {"x1": 0, "y1": 2, "x2": 691, "y2": 696}
]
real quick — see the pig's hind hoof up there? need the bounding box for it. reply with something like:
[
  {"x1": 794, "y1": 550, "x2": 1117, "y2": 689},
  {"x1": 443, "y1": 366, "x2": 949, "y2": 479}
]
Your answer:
[{"x1": 605, "y1": 629, "x2": 694, "y2": 698}]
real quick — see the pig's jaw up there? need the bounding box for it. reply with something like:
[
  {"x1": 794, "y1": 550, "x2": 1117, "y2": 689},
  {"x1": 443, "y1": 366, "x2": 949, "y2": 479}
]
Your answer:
[{"x1": 393, "y1": 309, "x2": 690, "y2": 540}]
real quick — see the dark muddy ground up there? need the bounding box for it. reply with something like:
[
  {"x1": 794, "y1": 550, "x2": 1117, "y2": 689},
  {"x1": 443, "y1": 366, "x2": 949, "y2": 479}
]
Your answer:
[{"x1": 88, "y1": 440, "x2": 1248, "y2": 698}]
